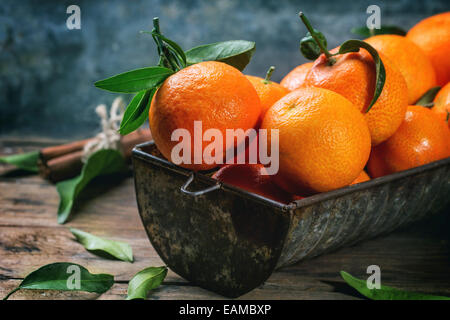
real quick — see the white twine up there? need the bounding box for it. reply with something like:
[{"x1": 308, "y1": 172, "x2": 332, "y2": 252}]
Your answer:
[{"x1": 82, "y1": 97, "x2": 125, "y2": 163}]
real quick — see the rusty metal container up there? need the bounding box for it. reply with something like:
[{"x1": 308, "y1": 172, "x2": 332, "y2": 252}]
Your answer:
[{"x1": 132, "y1": 141, "x2": 450, "y2": 298}]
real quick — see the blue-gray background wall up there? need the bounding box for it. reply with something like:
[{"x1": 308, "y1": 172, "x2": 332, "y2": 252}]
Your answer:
[{"x1": 1, "y1": 0, "x2": 449, "y2": 139}]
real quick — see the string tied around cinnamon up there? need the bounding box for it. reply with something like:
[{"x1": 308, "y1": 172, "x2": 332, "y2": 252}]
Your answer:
[{"x1": 82, "y1": 97, "x2": 125, "y2": 162}]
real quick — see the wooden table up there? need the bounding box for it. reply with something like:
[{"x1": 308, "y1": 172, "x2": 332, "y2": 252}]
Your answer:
[{"x1": 1, "y1": 138, "x2": 449, "y2": 300}]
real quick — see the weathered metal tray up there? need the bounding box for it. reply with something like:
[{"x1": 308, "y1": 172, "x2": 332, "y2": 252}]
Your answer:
[{"x1": 132, "y1": 141, "x2": 450, "y2": 298}]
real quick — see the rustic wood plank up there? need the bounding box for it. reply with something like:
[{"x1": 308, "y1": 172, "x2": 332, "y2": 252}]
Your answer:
[
  {"x1": 0, "y1": 225, "x2": 184, "y2": 282},
  {"x1": 1, "y1": 208, "x2": 449, "y2": 299},
  {"x1": 0, "y1": 279, "x2": 358, "y2": 300},
  {"x1": 0, "y1": 179, "x2": 186, "y2": 282},
  {"x1": 270, "y1": 232, "x2": 450, "y2": 297},
  {"x1": 0, "y1": 142, "x2": 187, "y2": 283},
  {"x1": 0, "y1": 279, "x2": 125, "y2": 300},
  {"x1": 0, "y1": 279, "x2": 230, "y2": 300},
  {"x1": 0, "y1": 175, "x2": 142, "y2": 229}
]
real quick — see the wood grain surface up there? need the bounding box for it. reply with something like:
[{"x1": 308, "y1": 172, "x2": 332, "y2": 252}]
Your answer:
[{"x1": 1, "y1": 138, "x2": 449, "y2": 300}]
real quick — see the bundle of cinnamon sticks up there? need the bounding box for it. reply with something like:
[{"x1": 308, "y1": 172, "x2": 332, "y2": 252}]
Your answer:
[{"x1": 38, "y1": 129, "x2": 152, "y2": 183}]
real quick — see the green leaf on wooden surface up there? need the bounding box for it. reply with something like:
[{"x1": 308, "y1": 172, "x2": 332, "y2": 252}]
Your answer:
[
  {"x1": 70, "y1": 228, "x2": 133, "y2": 262},
  {"x1": 119, "y1": 88, "x2": 156, "y2": 136},
  {"x1": 351, "y1": 25, "x2": 407, "y2": 37},
  {"x1": 56, "y1": 149, "x2": 127, "y2": 224},
  {"x1": 126, "y1": 266, "x2": 168, "y2": 300},
  {"x1": 3, "y1": 262, "x2": 114, "y2": 300},
  {"x1": 185, "y1": 40, "x2": 255, "y2": 71},
  {"x1": 94, "y1": 66, "x2": 174, "y2": 93},
  {"x1": 339, "y1": 40, "x2": 386, "y2": 113},
  {"x1": 341, "y1": 271, "x2": 450, "y2": 300},
  {"x1": 415, "y1": 86, "x2": 441, "y2": 107},
  {"x1": 0, "y1": 151, "x2": 39, "y2": 172}
]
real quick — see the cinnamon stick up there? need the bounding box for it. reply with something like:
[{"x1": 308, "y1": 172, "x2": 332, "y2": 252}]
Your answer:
[
  {"x1": 38, "y1": 129, "x2": 152, "y2": 183},
  {"x1": 39, "y1": 151, "x2": 84, "y2": 182},
  {"x1": 39, "y1": 138, "x2": 93, "y2": 162},
  {"x1": 120, "y1": 129, "x2": 152, "y2": 159}
]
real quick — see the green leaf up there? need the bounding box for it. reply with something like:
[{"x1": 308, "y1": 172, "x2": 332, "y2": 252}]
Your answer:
[
  {"x1": 351, "y1": 25, "x2": 407, "y2": 37},
  {"x1": 341, "y1": 271, "x2": 450, "y2": 300},
  {"x1": 415, "y1": 86, "x2": 441, "y2": 107},
  {"x1": 147, "y1": 17, "x2": 184, "y2": 71},
  {"x1": 300, "y1": 30, "x2": 328, "y2": 60},
  {"x1": 126, "y1": 266, "x2": 167, "y2": 300},
  {"x1": 185, "y1": 40, "x2": 255, "y2": 71},
  {"x1": 3, "y1": 262, "x2": 114, "y2": 300},
  {"x1": 70, "y1": 228, "x2": 133, "y2": 262},
  {"x1": 339, "y1": 40, "x2": 386, "y2": 113},
  {"x1": 0, "y1": 151, "x2": 39, "y2": 172},
  {"x1": 94, "y1": 67, "x2": 174, "y2": 93},
  {"x1": 119, "y1": 88, "x2": 156, "y2": 136},
  {"x1": 145, "y1": 31, "x2": 187, "y2": 68},
  {"x1": 56, "y1": 149, "x2": 127, "y2": 224}
]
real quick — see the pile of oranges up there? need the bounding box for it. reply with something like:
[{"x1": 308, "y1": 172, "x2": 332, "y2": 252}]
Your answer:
[{"x1": 150, "y1": 12, "x2": 450, "y2": 203}]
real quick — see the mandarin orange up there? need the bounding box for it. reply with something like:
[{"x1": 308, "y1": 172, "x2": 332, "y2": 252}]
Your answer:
[
  {"x1": 368, "y1": 105, "x2": 450, "y2": 178},
  {"x1": 246, "y1": 67, "x2": 290, "y2": 120},
  {"x1": 149, "y1": 61, "x2": 262, "y2": 171},
  {"x1": 351, "y1": 171, "x2": 370, "y2": 185},
  {"x1": 432, "y1": 82, "x2": 450, "y2": 125},
  {"x1": 407, "y1": 12, "x2": 450, "y2": 86},
  {"x1": 261, "y1": 87, "x2": 371, "y2": 195},
  {"x1": 365, "y1": 35, "x2": 436, "y2": 103},
  {"x1": 280, "y1": 62, "x2": 313, "y2": 91},
  {"x1": 212, "y1": 164, "x2": 293, "y2": 203},
  {"x1": 305, "y1": 49, "x2": 408, "y2": 145}
]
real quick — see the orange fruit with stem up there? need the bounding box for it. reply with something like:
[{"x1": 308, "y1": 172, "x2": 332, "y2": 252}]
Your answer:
[
  {"x1": 280, "y1": 62, "x2": 313, "y2": 91},
  {"x1": 407, "y1": 12, "x2": 450, "y2": 86},
  {"x1": 305, "y1": 49, "x2": 408, "y2": 146},
  {"x1": 246, "y1": 66, "x2": 290, "y2": 120},
  {"x1": 298, "y1": 13, "x2": 408, "y2": 146},
  {"x1": 212, "y1": 164, "x2": 293, "y2": 204},
  {"x1": 364, "y1": 35, "x2": 436, "y2": 104},
  {"x1": 432, "y1": 82, "x2": 450, "y2": 125},
  {"x1": 367, "y1": 105, "x2": 450, "y2": 178},
  {"x1": 149, "y1": 61, "x2": 262, "y2": 171},
  {"x1": 261, "y1": 87, "x2": 371, "y2": 195}
]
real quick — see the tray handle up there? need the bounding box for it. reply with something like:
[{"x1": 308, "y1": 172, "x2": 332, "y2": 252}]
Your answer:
[{"x1": 180, "y1": 172, "x2": 221, "y2": 196}]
